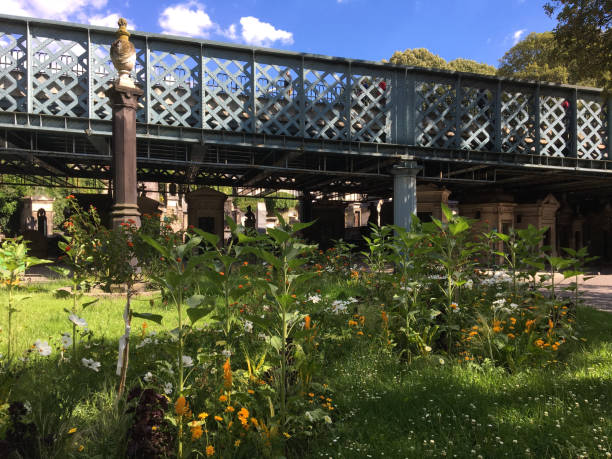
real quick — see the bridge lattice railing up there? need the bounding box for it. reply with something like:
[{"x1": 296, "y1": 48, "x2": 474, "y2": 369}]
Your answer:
[{"x1": 0, "y1": 16, "x2": 609, "y2": 160}]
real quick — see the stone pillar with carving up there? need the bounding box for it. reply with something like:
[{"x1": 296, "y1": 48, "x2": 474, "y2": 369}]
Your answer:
[{"x1": 107, "y1": 18, "x2": 143, "y2": 228}]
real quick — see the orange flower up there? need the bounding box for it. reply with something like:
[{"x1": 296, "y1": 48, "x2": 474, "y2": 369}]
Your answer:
[
  {"x1": 206, "y1": 445, "x2": 215, "y2": 456},
  {"x1": 219, "y1": 394, "x2": 227, "y2": 403},
  {"x1": 175, "y1": 396, "x2": 189, "y2": 416},
  {"x1": 237, "y1": 407, "x2": 249, "y2": 427},
  {"x1": 525, "y1": 319, "x2": 536, "y2": 332},
  {"x1": 348, "y1": 320, "x2": 358, "y2": 327},
  {"x1": 381, "y1": 311, "x2": 388, "y2": 327},
  {"x1": 191, "y1": 423, "x2": 203, "y2": 440},
  {"x1": 223, "y1": 358, "x2": 232, "y2": 390},
  {"x1": 305, "y1": 315, "x2": 311, "y2": 330},
  {"x1": 534, "y1": 338, "x2": 545, "y2": 348}
]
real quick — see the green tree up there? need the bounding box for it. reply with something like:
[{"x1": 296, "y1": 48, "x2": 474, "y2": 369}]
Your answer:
[
  {"x1": 388, "y1": 48, "x2": 496, "y2": 76},
  {"x1": 544, "y1": 0, "x2": 611, "y2": 91},
  {"x1": 497, "y1": 32, "x2": 573, "y2": 84},
  {"x1": 448, "y1": 58, "x2": 496, "y2": 75},
  {"x1": 388, "y1": 48, "x2": 449, "y2": 69}
]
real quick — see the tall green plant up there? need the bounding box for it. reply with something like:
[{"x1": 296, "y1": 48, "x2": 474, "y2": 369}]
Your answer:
[
  {"x1": 247, "y1": 215, "x2": 316, "y2": 433},
  {"x1": 0, "y1": 237, "x2": 48, "y2": 361}
]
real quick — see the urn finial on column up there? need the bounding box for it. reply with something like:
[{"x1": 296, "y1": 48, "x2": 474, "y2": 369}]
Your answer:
[{"x1": 110, "y1": 17, "x2": 136, "y2": 88}]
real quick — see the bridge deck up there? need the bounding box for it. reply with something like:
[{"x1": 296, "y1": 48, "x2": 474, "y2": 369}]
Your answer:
[{"x1": 0, "y1": 14, "x2": 611, "y2": 196}]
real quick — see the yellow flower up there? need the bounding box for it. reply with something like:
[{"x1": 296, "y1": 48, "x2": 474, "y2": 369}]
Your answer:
[
  {"x1": 237, "y1": 407, "x2": 249, "y2": 427},
  {"x1": 534, "y1": 339, "x2": 545, "y2": 348},
  {"x1": 198, "y1": 412, "x2": 209, "y2": 420},
  {"x1": 225, "y1": 406, "x2": 235, "y2": 413},
  {"x1": 206, "y1": 445, "x2": 215, "y2": 456},
  {"x1": 214, "y1": 415, "x2": 223, "y2": 422},
  {"x1": 348, "y1": 320, "x2": 358, "y2": 327},
  {"x1": 218, "y1": 394, "x2": 227, "y2": 403},
  {"x1": 78, "y1": 445, "x2": 84, "y2": 452},
  {"x1": 251, "y1": 417, "x2": 259, "y2": 427},
  {"x1": 152, "y1": 426, "x2": 158, "y2": 431},
  {"x1": 283, "y1": 432, "x2": 291, "y2": 438},
  {"x1": 234, "y1": 439, "x2": 241, "y2": 447},
  {"x1": 68, "y1": 427, "x2": 77, "y2": 434}
]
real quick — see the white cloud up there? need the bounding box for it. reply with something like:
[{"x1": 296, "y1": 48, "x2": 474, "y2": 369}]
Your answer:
[
  {"x1": 89, "y1": 13, "x2": 136, "y2": 30},
  {"x1": 512, "y1": 29, "x2": 526, "y2": 45},
  {"x1": 5, "y1": 0, "x2": 109, "y2": 21},
  {"x1": 239, "y1": 16, "x2": 293, "y2": 47},
  {"x1": 159, "y1": 1, "x2": 216, "y2": 38}
]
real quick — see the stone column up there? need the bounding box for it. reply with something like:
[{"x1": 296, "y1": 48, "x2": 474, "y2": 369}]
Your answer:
[
  {"x1": 108, "y1": 84, "x2": 143, "y2": 228},
  {"x1": 391, "y1": 160, "x2": 421, "y2": 230}
]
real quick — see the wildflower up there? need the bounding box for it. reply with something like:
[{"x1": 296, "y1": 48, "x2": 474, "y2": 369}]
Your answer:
[
  {"x1": 507, "y1": 333, "x2": 516, "y2": 339},
  {"x1": 308, "y1": 294, "x2": 321, "y2": 303},
  {"x1": 469, "y1": 331, "x2": 478, "y2": 337},
  {"x1": 175, "y1": 396, "x2": 190, "y2": 416},
  {"x1": 381, "y1": 310, "x2": 388, "y2": 326},
  {"x1": 182, "y1": 355, "x2": 194, "y2": 367},
  {"x1": 214, "y1": 415, "x2": 223, "y2": 422},
  {"x1": 34, "y1": 339, "x2": 52, "y2": 356},
  {"x1": 509, "y1": 317, "x2": 517, "y2": 325},
  {"x1": 81, "y1": 358, "x2": 101, "y2": 372},
  {"x1": 68, "y1": 427, "x2": 77, "y2": 434},
  {"x1": 223, "y1": 358, "x2": 232, "y2": 389},
  {"x1": 164, "y1": 382, "x2": 173, "y2": 394},
  {"x1": 219, "y1": 394, "x2": 228, "y2": 403},
  {"x1": 251, "y1": 417, "x2": 259, "y2": 427},
  {"x1": 305, "y1": 315, "x2": 311, "y2": 330},
  {"x1": 143, "y1": 372, "x2": 153, "y2": 382},
  {"x1": 450, "y1": 302, "x2": 458, "y2": 310},
  {"x1": 424, "y1": 346, "x2": 432, "y2": 352},
  {"x1": 127, "y1": 241, "x2": 134, "y2": 247},
  {"x1": 69, "y1": 314, "x2": 88, "y2": 328},
  {"x1": 234, "y1": 439, "x2": 241, "y2": 447},
  {"x1": 221, "y1": 349, "x2": 232, "y2": 358},
  {"x1": 219, "y1": 272, "x2": 224, "y2": 276},
  {"x1": 244, "y1": 320, "x2": 253, "y2": 333},
  {"x1": 534, "y1": 339, "x2": 545, "y2": 348},
  {"x1": 525, "y1": 319, "x2": 536, "y2": 332},
  {"x1": 206, "y1": 445, "x2": 215, "y2": 456},
  {"x1": 348, "y1": 320, "x2": 358, "y2": 327},
  {"x1": 198, "y1": 412, "x2": 209, "y2": 420},
  {"x1": 357, "y1": 331, "x2": 364, "y2": 336},
  {"x1": 247, "y1": 389, "x2": 255, "y2": 395},
  {"x1": 492, "y1": 320, "x2": 503, "y2": 333},
  {"x1": 78, "y1": 445, "x2": 84, "y2": 452},
  {"x1": 190, "y1": 423, "x2": 203, "y2": 440},
  {"x1": 225, "y1": 406, "x2": 235, "y2": 413}
]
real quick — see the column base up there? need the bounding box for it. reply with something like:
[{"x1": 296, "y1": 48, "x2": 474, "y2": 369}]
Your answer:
[{"x1": 111, "y1": 203, "x2": 141, "y2": 229}]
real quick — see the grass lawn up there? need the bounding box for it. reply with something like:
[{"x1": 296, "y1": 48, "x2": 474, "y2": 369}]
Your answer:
[{"x1": 0, "y1": 282, "x2": 611, "y2": 458}]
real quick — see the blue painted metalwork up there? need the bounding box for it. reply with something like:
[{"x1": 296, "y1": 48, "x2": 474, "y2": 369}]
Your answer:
[{"x1": 0, "y1": 14, "x2": 609, "y2": 165}]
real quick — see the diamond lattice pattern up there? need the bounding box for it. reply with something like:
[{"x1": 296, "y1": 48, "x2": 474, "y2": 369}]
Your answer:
[
  {"x1": 577, "y1": 98, "x2": 607, "y2": 160},
  {"x1": 416, "y1": 81, "x2": 455, "y2": 148},
  {"x1": 501, "y1": 90, "x2": 536, "y2": 153},
  {"x1": 149, "y1": 48, "x2": 200, "y2": 127},
  {"x1": 254, "y1": 62, "x2": 299, "y2": 136},
  {"x1": 204, "y1": 57, "x2": 252, "y2": 132},
  {"x1": 303, "y1": 68, "x2": 347, "y2": 140},
  {"x1": 31, "y1": 32, "x2": 88, "y2": 117},
  {"x1": 0, "y1": 29, "x2": 27, "y2": 112},
  {"x1": 350, "y1": 74, "x2": 391, "y2": 143},
  {"x1": 540, "y1": 95, "x2": 569, "y2": 157}
]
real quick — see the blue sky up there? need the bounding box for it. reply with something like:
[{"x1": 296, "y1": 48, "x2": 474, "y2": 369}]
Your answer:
[{"x1": 5, "y1": 0, "x2": 557, "y2": 67}]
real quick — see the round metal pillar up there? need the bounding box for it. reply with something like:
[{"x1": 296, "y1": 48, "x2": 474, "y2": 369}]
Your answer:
[{"x1": 391, "y1": 160, "x2": 421, "y2": 230}]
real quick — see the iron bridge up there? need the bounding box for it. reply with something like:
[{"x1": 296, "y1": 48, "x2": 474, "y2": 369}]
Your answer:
[{"x1": 0, "y1": 14, "x2": 611, "y2": 198}]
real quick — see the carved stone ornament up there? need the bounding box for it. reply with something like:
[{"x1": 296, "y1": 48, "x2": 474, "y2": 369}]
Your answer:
[{"x1": 110, "y1": 18, "x2": 136, "y2": 88}]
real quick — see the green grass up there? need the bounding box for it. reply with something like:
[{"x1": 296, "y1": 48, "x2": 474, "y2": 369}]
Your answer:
[
  {"x1": 311, "y1": 306, "x2": 612, "y2": 458},
  {"x1": 0, "y1": 281, "x2": 173, "y2": 356},
  {"x1": 0, "y1": 282, "x2": 611, "y2": 458}
]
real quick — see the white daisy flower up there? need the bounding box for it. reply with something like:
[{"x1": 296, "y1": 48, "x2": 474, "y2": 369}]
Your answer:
[
  {"x1": 34, "y1": 340, "x2": 52, "y2": 356},
  {"x1": 69, "y1": 314, "x2": 88, "y2": 328}
]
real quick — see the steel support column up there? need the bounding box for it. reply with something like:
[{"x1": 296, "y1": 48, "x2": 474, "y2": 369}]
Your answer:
[{"x1": 391, "y1": 160, "x2": 421, "y2": 230}]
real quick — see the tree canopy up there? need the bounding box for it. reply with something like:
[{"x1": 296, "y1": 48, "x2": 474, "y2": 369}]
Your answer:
[
  {"x1": 388, "y1": 48, "x2": 496, "y2": 75},
  {"x1": 544, "y1": 0, "x2": 611, "y2": 91},
  {"x1": 497, "y1": 32, "x2": 573, "y2": 84}
]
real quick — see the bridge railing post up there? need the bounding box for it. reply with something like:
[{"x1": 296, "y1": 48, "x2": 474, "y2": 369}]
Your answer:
[
  {"x1": 608, "y1": 98, "x2": 612, "y2": 160},
  {"x1": 535, "y1": 84, "x2": 541, "y2": 156},
  {"x1": 26, "y1": 21, "x2": 32, "y2": 115},
  {"x1": 392, "y1": 68, "x2": 414, "y2": 145},
  {"x1": 570, "y1": 87, "x2": 578, "y2": 158},
  {"x1": 494, "y1": 80, "x2": 502, "y2": 152},
  {"x1": 454, "y1": 74, "x2": 462, "y2": 149}
]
